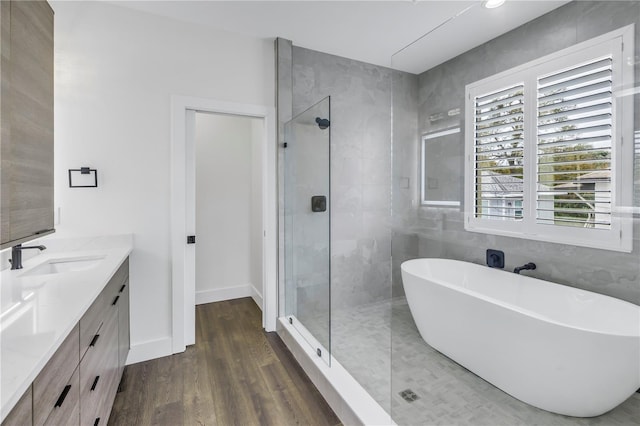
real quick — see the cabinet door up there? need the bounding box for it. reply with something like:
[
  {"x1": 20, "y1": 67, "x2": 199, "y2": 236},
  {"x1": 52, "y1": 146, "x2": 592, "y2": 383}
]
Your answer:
[
  {"x1": 80, "y1": 311, "x2": 118, "y2": 426},
  {"x1": 99, "y1": 314, "x2": 121, "y2": 426},
  {"x1": 43, "y1": 367, "x2": 80, "y2": 426},
  {"x1": 0, "y1": 0, "x2": 54, "y2": 247},
  {"x1": 0, "y1": 0, "x2": 11, "y2": 243},
  {"x1": 79, "y1": 291, "x2": 106, "y2": 359},
  {"x1": 118, "y1": 277, "x2": 130, "y2": 374},
  {"x1": 1, "y1": 386, "x2": 32, "y2": 426},
  {"x1": 33, "y1": 324, "x2": 80, "y2": 426}
]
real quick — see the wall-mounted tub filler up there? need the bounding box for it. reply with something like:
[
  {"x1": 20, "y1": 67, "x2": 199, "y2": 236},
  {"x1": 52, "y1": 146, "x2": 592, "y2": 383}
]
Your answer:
[
  {"x1": 401, "y1": 258, "x2": 640, "y2": 417},
  {"x1": 514, "y1": 262, "x2": 536, "y2": 274}
]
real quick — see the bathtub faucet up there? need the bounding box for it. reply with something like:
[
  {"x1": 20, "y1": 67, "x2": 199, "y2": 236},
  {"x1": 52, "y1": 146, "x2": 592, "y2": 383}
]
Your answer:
[{"x1": 514, "y1": 262, "x2": 536, "y2": 274}]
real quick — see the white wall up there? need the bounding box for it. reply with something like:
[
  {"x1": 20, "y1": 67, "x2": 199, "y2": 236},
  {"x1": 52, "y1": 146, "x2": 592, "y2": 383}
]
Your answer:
[
  {"x1": 52, "y1": 1, "x2": 274, "y2": 362},
  {"x1": 194, "y1": 113, "x2": 263, "y2": 306}
]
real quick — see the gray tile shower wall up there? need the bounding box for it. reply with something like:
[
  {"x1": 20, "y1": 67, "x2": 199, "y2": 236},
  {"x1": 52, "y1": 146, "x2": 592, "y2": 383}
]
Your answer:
[
  {"x1": 397, "y1": 1, "x2": 640, "y2": 304},
  {"x1": 290, "y1": 46, "x2": 401, "y2": 311}
]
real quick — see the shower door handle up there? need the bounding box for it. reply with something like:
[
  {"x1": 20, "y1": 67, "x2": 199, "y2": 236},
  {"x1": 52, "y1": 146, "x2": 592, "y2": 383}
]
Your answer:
[{"x1": 311, "y1": 196, "x2": 327, "y2": 212}]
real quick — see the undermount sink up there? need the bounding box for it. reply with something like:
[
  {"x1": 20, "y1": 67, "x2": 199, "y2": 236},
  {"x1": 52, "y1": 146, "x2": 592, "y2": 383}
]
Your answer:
[{"x1": 21, "y1": 255, "x2": 106, "y2": 277}]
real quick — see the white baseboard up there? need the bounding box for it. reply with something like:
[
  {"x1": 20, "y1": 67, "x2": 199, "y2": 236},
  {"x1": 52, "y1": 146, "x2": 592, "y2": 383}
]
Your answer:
[
  {"x1": 250, "y1": 284, "x2": 263, "y2": 311},
  {"x1": 128, "y1": 286, "x2": 262, "y2": 366},
  {"x1": 196, "y1": 284, "x2": 253, "y2": 305},
  {"x1": 127, "y1": 336, "x2": 173, "y2": 365}
]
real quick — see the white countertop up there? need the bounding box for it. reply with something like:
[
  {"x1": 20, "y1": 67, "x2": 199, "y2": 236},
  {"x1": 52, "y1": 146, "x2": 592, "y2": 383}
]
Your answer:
[{"x1": 0, "y1": 234, "x2": 133, "y2": 421}]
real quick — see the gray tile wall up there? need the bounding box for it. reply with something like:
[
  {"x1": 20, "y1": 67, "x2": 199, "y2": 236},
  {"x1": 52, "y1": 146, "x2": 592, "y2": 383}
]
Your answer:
[
  {"x1": 395, "y1": 1, "x2": 640, "y2": 304},
  {"x1": 290, "y1": 46, "x2": 397, "y2": 312}
]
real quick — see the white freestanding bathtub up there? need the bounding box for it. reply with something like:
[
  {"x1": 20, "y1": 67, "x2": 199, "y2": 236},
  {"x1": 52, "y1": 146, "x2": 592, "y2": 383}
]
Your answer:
[{"x1": 401, "y1": 258, "x2": 640, "y2": 417}]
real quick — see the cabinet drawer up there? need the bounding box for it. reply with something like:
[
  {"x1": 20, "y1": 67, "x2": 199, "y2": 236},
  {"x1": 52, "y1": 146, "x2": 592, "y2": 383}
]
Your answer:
[
  {"x1": 33, "y1": 324, "x2": 80, "y2": 426},
  {"x1": 80, "y1": 259, "x2": 128, "y2": 358},
  {"x1": 113, "y1": 258, "x2": 128, "y2": 287},
  {"x1": 79, "y1": 291, "x2": 106, "y2": 359},
  {"x1": 80, "y1": 311, "x2": 118, "y2": 426},
  {"x1": 94, "y1": 323, "x2": 120, "y2": 426},
  {"x1": 105, "y1": 259, "x2": 128, "y2": 306},
  {"x1": 43, "y1": 366, "x2": 79, "y2": 426}
]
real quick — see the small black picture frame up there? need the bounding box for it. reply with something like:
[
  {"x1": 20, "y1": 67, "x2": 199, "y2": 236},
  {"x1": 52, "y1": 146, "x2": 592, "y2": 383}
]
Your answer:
[{"x1": 68, "y1": 168, "x2": 98, "y2": 188}]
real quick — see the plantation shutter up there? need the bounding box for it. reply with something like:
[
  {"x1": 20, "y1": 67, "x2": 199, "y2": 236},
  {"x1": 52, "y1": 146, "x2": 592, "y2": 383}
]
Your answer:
[
  {"x1": 536, "y1": 57, "x2": 613, "y2": 229},
  {"x1": 473, "y1": 84, "x2": 525, "y2": 220}
]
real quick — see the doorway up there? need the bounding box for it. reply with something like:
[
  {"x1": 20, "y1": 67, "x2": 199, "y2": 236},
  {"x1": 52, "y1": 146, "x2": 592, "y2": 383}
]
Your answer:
[
  {"x1": 194, "y1": 112, "x2": 264, "y2": 308},
  {"x1": 171, "y1": 96, "x2": 277, "y2": 354}
]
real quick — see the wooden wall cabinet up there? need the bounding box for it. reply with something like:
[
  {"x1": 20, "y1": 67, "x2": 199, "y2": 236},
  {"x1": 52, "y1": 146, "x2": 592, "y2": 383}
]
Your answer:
[
  {"x1": 1, "y1": 258, "x2": 130, "y2": 426},
  {"x1": 0, "y1": 0, "x2": 55, "y2": 249}
]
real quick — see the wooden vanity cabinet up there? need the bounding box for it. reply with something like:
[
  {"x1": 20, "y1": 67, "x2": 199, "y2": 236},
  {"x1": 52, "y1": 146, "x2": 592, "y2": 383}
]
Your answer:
[
  {"x1": 2, "y1": 326, "x2": 80, "y2": 426},
  {"x1": 1, "y1": 257, "x2": 130, "y2": 426},
  {"x1": 0, "y1": 0, "x2": 55, "y2": 249},
  {"x1": 1, "y1": 387, "x2": 32, "y2": 426}
]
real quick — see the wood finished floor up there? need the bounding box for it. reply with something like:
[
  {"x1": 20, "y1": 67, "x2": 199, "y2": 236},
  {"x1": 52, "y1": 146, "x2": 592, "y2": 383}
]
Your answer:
[{"x1": 108, "y1": 298, "x2": 341, "y2": 426}]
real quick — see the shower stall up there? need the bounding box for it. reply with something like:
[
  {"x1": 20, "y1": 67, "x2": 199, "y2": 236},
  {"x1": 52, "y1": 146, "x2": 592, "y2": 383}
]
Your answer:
[
  {"x1": 278, "y1": 40, "x2": 395, "y2": 419},
  {"x1": 277, "y1": 2, "x2": 640, "y2": 425}
]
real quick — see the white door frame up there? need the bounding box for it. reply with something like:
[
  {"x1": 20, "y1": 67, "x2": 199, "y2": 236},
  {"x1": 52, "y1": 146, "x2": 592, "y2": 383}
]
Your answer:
[{"x1": 170, "y1": 95, "x2": 277, "y2": 353}]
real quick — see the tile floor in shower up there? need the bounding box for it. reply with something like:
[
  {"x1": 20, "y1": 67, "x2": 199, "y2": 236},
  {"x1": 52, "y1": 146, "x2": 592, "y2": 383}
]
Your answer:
[{"x1": 303, "y1": 298, "x2": 640, "y2": 425}]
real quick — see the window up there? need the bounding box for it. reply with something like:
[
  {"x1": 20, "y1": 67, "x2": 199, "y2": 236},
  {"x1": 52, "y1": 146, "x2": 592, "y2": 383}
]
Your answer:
[{"x1": 465, "y1": 26, "x2": 634, "y2": 252}]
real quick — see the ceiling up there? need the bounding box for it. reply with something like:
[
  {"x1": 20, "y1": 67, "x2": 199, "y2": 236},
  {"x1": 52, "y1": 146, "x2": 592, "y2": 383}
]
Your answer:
[{"x1": 113, "y1": 0, "x2": 570, "y2": 74}]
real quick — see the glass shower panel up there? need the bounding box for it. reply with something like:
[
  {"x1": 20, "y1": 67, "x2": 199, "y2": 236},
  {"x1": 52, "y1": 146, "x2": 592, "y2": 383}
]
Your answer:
[{"x1": 284, "y1": 96, "x2": 331, "y2": 365}]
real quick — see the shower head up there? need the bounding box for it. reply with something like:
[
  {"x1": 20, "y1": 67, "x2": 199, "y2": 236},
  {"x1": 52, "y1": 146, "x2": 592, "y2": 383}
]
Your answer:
[{"x1": 315, "y1": 117, "x2": 330, "y2": 130}]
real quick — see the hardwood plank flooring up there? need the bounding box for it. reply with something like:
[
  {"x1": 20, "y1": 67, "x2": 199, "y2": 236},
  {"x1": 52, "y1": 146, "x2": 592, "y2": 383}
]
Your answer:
[{"x1": 108, "y1": 298, "x2": 341, "y2": 426}]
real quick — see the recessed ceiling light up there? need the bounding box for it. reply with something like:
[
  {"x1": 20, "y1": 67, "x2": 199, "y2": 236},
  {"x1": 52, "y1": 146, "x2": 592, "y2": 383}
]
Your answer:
[{"x1": 483, "y1": 0, "x2": 506, "y2": 9}]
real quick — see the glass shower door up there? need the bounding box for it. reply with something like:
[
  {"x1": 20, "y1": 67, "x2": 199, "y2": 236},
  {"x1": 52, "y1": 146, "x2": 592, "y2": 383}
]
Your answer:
[{"x1": 284, "y1": 96, "x2": 331, "y2": 365}]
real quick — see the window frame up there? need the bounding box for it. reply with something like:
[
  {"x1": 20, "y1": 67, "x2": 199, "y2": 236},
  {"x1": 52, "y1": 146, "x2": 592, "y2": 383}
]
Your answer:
[{"x1": 464, "y1": 25, "x2": 634, "y2": 253}]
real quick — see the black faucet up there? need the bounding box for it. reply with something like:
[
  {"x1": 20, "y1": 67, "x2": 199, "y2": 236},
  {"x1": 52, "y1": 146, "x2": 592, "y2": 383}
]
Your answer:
[
  {"x1": 514, "y1": 262, "x2": 536, "y2": 274},
  {"x1": 9, "y1": 244, "x2": 47, "y2": 270}
]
